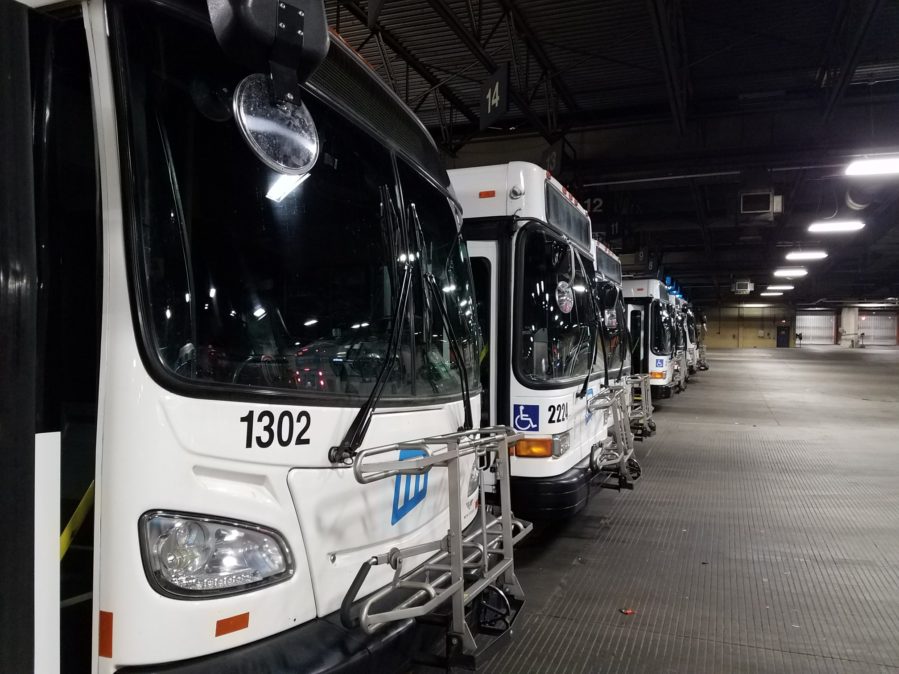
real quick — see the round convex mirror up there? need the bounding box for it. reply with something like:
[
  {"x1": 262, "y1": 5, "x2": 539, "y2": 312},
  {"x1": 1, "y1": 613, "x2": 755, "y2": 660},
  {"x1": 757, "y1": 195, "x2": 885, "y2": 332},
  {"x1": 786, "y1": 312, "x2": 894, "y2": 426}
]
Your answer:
[
  {"x1": 556, "y1": 281, "x2": 574, "y2": 314},
  {"x1": 233, "y1": 73, "x2": 319, "y2": 175}
]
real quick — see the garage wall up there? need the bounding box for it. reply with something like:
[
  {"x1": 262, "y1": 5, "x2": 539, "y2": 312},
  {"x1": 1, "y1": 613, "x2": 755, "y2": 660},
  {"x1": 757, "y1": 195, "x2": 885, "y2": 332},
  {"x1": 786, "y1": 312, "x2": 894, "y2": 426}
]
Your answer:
[
  {"x1": 796, "y1": 311, "x2": 836, "y2": 344},
  {"x1": 703, "y1": 306, "x2": 795, "y2": 349},
  {"x1": 859, "y1": 312, "x2": 898, "y2": 345}
]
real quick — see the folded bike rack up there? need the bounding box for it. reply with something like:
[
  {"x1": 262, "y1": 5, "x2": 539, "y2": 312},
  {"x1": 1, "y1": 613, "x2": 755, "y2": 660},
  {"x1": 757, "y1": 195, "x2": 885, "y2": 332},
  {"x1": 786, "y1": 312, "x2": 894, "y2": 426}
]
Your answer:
[
  {"x1": 698, "y1": 343, "x2": 710, "y2": 371},
  {"x1": 673, "y1": 351, "x2": 689, "y2": 392},
  {"x1": 587, "y1": 387, "x2": 642, "y2": 489},
  {"x1": 625, "y1": 373, "x2": 656, "y2": 437},
  {"x1": 341, "y1": 426, "x2": 532, "y2": 665}
]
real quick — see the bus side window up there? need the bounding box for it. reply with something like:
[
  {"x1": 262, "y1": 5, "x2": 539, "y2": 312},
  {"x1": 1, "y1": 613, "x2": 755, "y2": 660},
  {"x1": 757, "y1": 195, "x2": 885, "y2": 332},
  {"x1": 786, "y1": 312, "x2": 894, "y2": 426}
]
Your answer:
[{"x1": 30, "y1": 12, "x2": 99, "y2": 672}]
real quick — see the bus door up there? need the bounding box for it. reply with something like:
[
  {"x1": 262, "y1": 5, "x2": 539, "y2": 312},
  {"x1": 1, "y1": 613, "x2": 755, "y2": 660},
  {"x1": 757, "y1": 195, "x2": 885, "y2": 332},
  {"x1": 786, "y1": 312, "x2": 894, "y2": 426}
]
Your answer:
[
  {"x1": 467, "y1": 242, "x2": 498, "y2": 428},
  {"x1": 629, "y1": 306, "x2": 645, "y2": 374}
]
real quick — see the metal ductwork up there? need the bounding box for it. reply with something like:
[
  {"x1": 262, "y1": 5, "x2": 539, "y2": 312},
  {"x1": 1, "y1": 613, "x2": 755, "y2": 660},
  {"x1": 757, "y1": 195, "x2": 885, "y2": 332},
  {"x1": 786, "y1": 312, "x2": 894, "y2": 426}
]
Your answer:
[{"x1": 845, "y1": 183, "x2": 877, "y2": 211}]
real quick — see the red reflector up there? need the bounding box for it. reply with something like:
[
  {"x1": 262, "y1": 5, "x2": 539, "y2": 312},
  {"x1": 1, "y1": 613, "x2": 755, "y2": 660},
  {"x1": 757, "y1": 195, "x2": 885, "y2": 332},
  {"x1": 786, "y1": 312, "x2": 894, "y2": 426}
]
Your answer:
[
  {"x1": 98, "y1": 611, "x2": 113, "y2": 658},
  {"x1": 478, "y1": 190, "x2": 496, "y2": 199},
  {"x1": 216, "y1": 612, "x2": 250, "y2": 637}
]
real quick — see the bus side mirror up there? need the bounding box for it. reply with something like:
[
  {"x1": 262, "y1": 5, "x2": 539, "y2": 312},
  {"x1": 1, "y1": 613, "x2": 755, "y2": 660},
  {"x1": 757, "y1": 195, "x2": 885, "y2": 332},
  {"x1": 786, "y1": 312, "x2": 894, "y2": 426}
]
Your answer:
[{"x1": 208, "y1": 0, "x2": 329, "y2": 102}]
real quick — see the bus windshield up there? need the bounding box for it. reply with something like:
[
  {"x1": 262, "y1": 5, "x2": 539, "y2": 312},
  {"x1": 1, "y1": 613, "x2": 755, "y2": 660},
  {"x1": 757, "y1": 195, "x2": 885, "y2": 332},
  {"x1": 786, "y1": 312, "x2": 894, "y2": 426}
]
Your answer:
[
  {"x1": 651, "y1": 301, "x2": 674, "y2": 355},
  {"x1": 115, "y1": 2, "x2": 478, "y2": 402},
  {"x1": 516, "y1": 225, "x2": 595, "y2": 385}
]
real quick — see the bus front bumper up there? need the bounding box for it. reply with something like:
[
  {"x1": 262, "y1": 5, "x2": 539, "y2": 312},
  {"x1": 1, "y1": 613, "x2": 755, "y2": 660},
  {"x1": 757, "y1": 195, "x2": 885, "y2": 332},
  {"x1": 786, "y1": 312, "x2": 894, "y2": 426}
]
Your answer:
[
  {"x1": 510, "y1": 465, "x2": 590, "y2": 520},
  {"x1": 117, "y1": 611, "x2": 435, "y2": 674}
]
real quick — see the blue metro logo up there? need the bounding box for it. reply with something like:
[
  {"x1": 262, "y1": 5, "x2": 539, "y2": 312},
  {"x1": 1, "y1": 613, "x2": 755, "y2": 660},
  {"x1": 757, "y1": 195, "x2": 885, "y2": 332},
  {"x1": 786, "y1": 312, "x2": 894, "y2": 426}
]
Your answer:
[{"x1": 391, "y1": 448, "x2": 429, "y2": 525}]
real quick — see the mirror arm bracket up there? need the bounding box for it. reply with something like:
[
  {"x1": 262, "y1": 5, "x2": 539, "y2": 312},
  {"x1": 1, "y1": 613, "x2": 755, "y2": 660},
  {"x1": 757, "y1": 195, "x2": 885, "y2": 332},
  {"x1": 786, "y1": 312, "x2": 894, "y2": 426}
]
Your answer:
[{"x1": 269, "y1": 1, "x2": 306, "y2": 103}]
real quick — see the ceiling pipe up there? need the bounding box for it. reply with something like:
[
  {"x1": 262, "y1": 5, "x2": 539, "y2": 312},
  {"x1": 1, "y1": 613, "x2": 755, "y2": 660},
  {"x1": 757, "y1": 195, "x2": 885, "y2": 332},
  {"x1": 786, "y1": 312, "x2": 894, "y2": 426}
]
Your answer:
[{"x1": 584, "y1": 162, "x2": 845, "y2": 187}]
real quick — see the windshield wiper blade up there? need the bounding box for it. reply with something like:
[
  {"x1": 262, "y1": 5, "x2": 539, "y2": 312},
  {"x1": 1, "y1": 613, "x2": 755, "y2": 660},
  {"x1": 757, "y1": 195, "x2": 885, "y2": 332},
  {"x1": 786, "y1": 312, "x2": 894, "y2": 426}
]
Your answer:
[
  {"x1": 329, "y1": 264, "x2": 412, "y2": 464},
  {"x1": 409, "y1": 204, "x2": 473, "y2": 430},
  {"x1": 330, "y1": 187, "x2": 410, "y2": 464},
  {"x1": 425, "y1": 271, "x2": 473, "y2": 431}
]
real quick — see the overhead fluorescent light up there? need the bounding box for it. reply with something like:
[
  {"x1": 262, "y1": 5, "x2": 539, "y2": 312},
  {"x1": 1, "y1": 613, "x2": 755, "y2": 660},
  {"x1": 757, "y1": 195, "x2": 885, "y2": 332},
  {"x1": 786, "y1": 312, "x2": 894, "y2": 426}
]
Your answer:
[
  {"x1": 742, "y1": 303, "x2": 770, "y2": 308},
  {"x1": 303, "y1": 318, "x2": 318, "y2": 326},
  {"x1": 785, "y1": 250, "x2": 827, "y2": 261},
  {"x1": 808, "y1": 219, "x2": 864, "y2": 233},
  {"x1": 767, "y1": 285, "x2": 794, "y2": 291},
  {"x1": 266, "y1": 173, "x2": 311, "y2": 202},
  {"x1": 845, "y1": 157, "x2": 899, "y2": 176},
  {"x1": 760, "y1": 292, "x2": 783, "y2": 296},
  {"x1": 857, "y1": 302, "x2": 890, "y2": 308},
  {"x1": 773, "y1": 267, "x2": 808, "y2": 278}
]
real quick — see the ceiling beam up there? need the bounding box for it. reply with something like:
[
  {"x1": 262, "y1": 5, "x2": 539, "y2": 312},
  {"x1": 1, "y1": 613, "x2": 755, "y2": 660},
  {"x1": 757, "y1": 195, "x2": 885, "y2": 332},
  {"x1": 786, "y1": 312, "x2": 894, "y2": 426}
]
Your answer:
[
  {"x1": 495, "y1": 0, "x2": 580, "y2": 112},
  {"x1": 646, "y1": 0, "x2": 690, "y2": 135},
  {"x1": 423, "y1": 0, "x2": 556, "y2": 142},
  {"x1": 822, "y1": 0, "x2": 887, "y2": 123},
  {"x1": 338, "y1": 0, "x2": 478, "y2": 125}
]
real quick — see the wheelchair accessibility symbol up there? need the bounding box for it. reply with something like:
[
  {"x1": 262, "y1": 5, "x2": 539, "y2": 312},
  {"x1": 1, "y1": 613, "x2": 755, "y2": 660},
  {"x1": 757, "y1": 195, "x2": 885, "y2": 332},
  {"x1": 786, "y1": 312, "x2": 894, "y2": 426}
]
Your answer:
[
  {"x1": 655, "y1": 358, "x2": 665, "y2": 368},
  {"x1": 513, "y1": 404, "x2": 540, "y2": 431}
]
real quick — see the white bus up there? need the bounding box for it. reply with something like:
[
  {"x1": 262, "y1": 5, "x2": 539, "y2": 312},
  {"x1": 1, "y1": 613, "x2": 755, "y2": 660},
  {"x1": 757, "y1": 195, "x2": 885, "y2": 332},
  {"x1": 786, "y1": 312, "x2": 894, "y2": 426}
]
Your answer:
[
  {"x1": 2, "y1": 1, "x2": 527, "y2": 671},
  {"x1": 624, "y1": 279, "x2": 677, "y2": 398},
  {"x1": 448, "y1": 162, "x2": 640, "y2": 520},
  {"x1": 675, "y1": 297, "x2": 699, "y2": 375}
]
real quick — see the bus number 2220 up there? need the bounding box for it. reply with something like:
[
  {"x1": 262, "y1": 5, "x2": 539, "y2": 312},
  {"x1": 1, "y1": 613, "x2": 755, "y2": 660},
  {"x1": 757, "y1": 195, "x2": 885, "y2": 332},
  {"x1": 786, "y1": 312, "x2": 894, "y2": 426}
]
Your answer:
[{"x1": 240, "y1": 410, "x2": 311, "y2": 448}]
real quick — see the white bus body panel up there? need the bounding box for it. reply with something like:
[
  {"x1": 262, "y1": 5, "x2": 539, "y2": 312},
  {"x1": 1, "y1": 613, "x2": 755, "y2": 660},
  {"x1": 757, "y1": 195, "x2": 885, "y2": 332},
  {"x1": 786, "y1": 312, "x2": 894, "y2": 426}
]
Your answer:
[
  {"x1": 84, "y1": 3, "x2": 478, "y2": 669},
  {"x1": 452, "y1": 164, "x2": 607, "y2": 484},
  {"x1": 449, "y1": 162, "x2": 589, "y2": 224},
  {"x1": 623, "y1": 279, "x2": 675, "y2": 386}
]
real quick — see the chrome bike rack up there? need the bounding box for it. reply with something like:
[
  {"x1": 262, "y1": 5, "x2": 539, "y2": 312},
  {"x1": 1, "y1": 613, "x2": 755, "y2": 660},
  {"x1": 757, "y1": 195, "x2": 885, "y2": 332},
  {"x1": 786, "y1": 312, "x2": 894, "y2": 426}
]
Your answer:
[
  {"x1": 341, "y1": 426, "x2": 531, "y2": 662},
  {"x1": 673, "y1": 351, "x2": 689, "y2": 392},
  {"x1": 588, "y1": 387, "x2": 642, "y2": 489},
  {"x1": 625, "y1": 373, "x2": 656, "y2": 437},
  {"x1": 697, "y1": 343, "x2": 709, "y2": 371}
]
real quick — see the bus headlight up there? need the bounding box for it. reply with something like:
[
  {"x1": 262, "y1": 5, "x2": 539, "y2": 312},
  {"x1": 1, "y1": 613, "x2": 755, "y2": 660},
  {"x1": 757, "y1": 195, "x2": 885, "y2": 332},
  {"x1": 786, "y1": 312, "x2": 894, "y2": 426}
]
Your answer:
[{"x1": 139, "y1": 511, "x2": 293, "y2": 598}]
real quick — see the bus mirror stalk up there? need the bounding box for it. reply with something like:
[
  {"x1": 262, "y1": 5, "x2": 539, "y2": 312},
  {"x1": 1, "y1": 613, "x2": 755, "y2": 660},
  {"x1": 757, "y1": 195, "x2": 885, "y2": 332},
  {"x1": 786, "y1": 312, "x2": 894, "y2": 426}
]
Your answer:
[{"x1": 208, "y1": 0, "x2": 329, "y2": 104}]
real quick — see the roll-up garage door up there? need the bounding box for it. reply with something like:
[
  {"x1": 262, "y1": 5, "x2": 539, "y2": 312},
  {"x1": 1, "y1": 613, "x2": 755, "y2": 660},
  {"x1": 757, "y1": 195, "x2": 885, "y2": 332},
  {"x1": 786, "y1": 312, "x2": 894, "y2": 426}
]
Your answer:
[
  {"x1": 796, "y1": 311, "x2": 836, "y2": 344},
  {"x1": 859, "y1": 312, "x2": 898, "y2": 345}
]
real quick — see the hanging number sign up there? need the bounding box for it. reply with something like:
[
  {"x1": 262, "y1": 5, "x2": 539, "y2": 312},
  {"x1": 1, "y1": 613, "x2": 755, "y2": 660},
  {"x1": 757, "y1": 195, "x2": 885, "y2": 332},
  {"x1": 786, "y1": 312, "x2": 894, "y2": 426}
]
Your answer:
[{"x1": 479, "y1": 63, "x2": 509, "y2": 130}]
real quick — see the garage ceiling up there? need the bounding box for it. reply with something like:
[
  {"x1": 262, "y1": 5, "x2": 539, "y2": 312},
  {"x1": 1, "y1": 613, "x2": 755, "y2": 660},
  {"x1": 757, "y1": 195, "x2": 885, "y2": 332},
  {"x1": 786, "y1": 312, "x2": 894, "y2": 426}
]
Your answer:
[{"x1": 327, "y1": 0, "x2": 899, "y2": 305}]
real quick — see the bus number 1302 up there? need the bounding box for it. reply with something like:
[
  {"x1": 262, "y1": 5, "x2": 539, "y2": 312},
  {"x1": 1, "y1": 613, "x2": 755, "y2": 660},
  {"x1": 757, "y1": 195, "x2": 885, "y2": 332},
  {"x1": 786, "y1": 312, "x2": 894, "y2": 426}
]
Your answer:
[{"x1": 240, "y1": 410, "x2": 311, "y2": 449}]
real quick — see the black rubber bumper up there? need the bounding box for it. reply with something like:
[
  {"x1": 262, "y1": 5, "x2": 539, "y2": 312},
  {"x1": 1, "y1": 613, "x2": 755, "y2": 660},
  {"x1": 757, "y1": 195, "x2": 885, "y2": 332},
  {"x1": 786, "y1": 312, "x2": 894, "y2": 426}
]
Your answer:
[
  {"x1": 651, "y1": 383, "x2": 673, "y2": 399},
  {"x1": 118, "y1": 610, "x2": 438, "y2": 674},
  {"x1": 510, "y1": 465, "x2": 590, "y2": 520}
]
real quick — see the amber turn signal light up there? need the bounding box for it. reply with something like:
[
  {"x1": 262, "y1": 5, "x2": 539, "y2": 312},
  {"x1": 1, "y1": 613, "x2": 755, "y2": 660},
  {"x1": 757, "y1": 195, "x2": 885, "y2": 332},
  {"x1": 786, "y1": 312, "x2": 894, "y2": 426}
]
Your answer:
[
  {"x1": 511, "y1": 438, "x2": 554, "y2": 458},
  {"x1": 650, "y1": 371, "x2": 666, "y2": 379}
]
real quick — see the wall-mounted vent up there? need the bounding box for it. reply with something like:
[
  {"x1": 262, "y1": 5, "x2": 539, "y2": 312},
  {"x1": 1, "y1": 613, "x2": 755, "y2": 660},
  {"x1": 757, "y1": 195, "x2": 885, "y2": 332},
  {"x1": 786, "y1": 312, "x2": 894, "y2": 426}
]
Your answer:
[{"x1": 740, "y1": 191, "x2": 782, "y2": 214}]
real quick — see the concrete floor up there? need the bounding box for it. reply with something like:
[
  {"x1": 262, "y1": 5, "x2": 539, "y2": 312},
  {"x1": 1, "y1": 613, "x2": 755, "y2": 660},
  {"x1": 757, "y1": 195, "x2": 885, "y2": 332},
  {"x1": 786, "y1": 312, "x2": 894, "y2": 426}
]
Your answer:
[{"x1": 484, "y1": 346, "x2": 899, "y2": 674}]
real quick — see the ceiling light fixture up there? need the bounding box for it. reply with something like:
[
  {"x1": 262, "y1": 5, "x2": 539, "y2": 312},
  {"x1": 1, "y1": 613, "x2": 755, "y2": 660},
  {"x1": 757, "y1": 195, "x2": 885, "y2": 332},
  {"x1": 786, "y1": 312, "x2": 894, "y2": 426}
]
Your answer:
[
  {"x1": 760, "y1": 292, "x2": 783, "y2": 296},
  {"x1": 766, "y1": 285, "x2": 794, "y2": 291},
  {"x1": 785, "y1": 250, "x2": 827, "y2": 261},
  {"x1": 807, "y1": 219, "x2": 865, "y2": 233},
  {"x1": 773, "y1": 267, "x2": 808, "y2": 278},
  {"x1": 845, "y1": 157, "x2": 899, "y2": 176}
]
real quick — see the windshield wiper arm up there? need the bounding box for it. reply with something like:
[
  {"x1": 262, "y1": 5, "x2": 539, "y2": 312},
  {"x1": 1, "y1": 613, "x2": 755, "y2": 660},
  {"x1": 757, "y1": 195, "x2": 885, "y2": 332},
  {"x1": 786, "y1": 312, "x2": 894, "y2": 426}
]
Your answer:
[
  {"x1": 330, "y1": 189, "x2": 410, "y2": 464},
  {"x1": 409, "y1": 204, "x2": 473, "y2": 430},
  {"x1": 425, "y1": 271, "x2": 473, "y2": 431}
]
